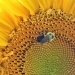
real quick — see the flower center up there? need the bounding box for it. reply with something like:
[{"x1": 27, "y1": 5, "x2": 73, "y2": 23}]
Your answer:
[
  {"x1": 25, "y1": 37, "x2": 74, "y2": 75},
  {"x1": 2, "y1": 8, "x2": 75, "y2": 75}
]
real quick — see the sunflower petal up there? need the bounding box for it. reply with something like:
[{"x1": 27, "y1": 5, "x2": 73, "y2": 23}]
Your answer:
[
  {"x1": 0, "y1": 21, "x2": 13, "y2": 33},
  {"x1": 0, "y1": 30, "x2": 9, "y2": 47},
  {"x1": 0, "y1": 33, "x2": 8, "y2": 41},
  {"x1": 0, "y1": 10, "x2": 15, "y2": 47},
  {"x1": 38, "y1": 0, "x2": 54, "y2": 10},
  {"x1": 0, "y1": 11, "x2": 15, "y2": 29},
  {"x1": 0, "y1": 0, "x2": 30, "y2": 18},
  {"x1": 53, "y1": 0, "x2": 63, "y2": 9},
  {"x1": 18, "y1": 0, "x2": 39, "y2": 15},
  {"x1": 0, "y1": 23, "x2": 12, "y2": 47},
  {"x1": 0, "y1": 1, "x2": 18, "y2": 27},
  {"x1": 0, "y1": 30, "x2": 8, "y2": 37},
  {"x1": 0, "y1": 38, "x2": 8, "y2": 46},
  {"x1": 62, "y1": 0, "x2": 75, "y2": 13},
  {"x1": 69, "y1": 2, "x2": 75, "y2": 15}
]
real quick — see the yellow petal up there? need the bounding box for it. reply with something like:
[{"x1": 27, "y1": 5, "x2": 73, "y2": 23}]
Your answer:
[
  {"x1": 69, "y1": 2, "x2": 75, "y2": 15},
  {"x1": 62, "y1": 0, "x2": 75, "y2": 13},
  {"x1": 38, "y1": 0, "x2": 54, "y2": 10},
  {"x1": 0, "y1": 31, "x2": 8, "y2": 46},
  {"x1": 0, "y1": 30, "x2": 8, "y2": 37},
  {"x1": 0, "y1": 1, "x2": 18, "y2": 27},
  {"x1": 0, "y1": 33, "x2": 8, "y2": 41},
  {"x1": 0, "y1": 22, "x2": 13, "y2": 47},
  {"x1": 0, "y1": 38, "x2": 8, "y2": 46},
  {"x1": 1, "y1": 0, "x2": 30, "y2": 18},
  {"x1": 0, "y1": 10, "x2": 15, "y2": 29},
  {"x1": 0, "y1": 22, "x2": 13, "y2": 33},
  {"x1": 53, "y1": 0, "x2": 63, "y2": 9},
  {"x1": 19, "y1": 0, "x2": 39, "y2": 15}
]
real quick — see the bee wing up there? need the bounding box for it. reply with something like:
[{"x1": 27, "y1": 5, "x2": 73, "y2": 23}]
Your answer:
[
  {"x1": 40, "y1": 36, "x2": 50, "y2": 43},
  {"x1": 36, "y1": 34, "x2": 44, "y2": 42}
]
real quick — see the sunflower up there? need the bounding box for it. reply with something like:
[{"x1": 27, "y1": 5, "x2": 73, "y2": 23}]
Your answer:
[{"x1": 0, "y1": 0, "x2": 75, "y2": 75}]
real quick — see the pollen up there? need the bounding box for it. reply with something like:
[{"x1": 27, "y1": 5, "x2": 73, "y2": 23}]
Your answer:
[{"x1": 1, "y1": 8, "x2": 75, "y2": 75}]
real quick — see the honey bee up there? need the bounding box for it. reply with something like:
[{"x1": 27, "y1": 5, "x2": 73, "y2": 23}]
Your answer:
[{"x1": 37, "y1": 31, "x2": 55, "y2": 44}]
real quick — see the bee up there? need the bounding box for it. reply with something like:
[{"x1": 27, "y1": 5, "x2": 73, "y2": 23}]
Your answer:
[{"x1": 37, "y1": 31, "x2": 55, "y2": 44}]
